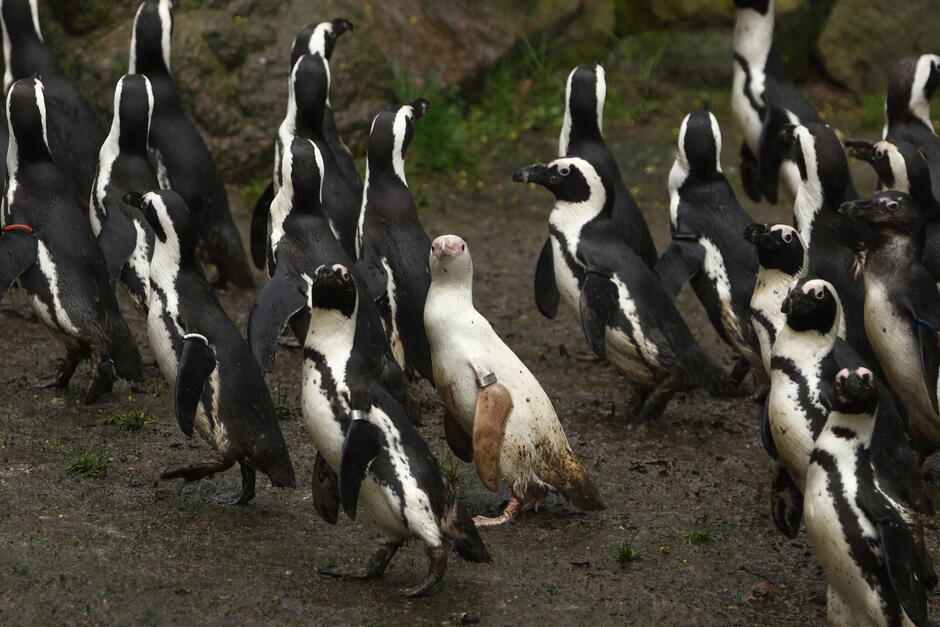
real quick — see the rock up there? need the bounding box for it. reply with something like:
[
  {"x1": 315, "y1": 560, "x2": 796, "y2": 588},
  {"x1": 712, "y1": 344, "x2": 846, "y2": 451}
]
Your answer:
[{"x1": 819, "y1": 0, "x2": 940, "y2": 93}]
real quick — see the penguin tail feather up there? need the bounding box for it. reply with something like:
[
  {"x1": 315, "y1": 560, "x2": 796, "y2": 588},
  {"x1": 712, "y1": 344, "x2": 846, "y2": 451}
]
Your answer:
[
  {"x1": 541, "y1": 451, "x2": 605, "y2": 511},
  {"x1": 160, "y1": 458, "x2": 234, "y2": 482},
  {"x1": 440, "y1": 482, "x2": 491, "y2": 564}
]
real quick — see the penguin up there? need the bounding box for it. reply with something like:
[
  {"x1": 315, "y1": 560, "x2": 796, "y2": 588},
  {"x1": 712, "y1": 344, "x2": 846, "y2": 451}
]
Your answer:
[
  {"x1": 424, "y1": 235, "x2": 604, "y2": 525},
  {"x1": 250, "y1": 18, "x2": 357, "y2": 269},
  {"x1": 89, "y1": 74, "x2": 159, "y2": 312},
  {"x1": 743, "y1": 223, "x2": 808, "y2": 377},
  {"x1": 301, "y1": 264, "x2": 490, "y2": 598},
  {"x1": 128, "y1": 189, "x2": 295, "y2": 503},
  {"x1": 0, "y1": 77, "x2": 143, "y2": 403},
  {"x1": 129, "y1": 0, "x2": 254, "y2": 288},
  {"x1": 546, "y1": 63, "x2": 656, "y2": 308},
  {"x1": 840, "y1": 191, "x2": 940, "y2": 458},
  {"x1": 0, "y1": 0, "x2": 106, "y2": 207},
  {"x1": 805, "y1": 367, "x2": 934, "y2": 627},
  {"x1": 884, "y1": 54, "x2": 940, "y2": 202},
  {"x1": 247, "y1": 136, "x2": 414, "y2": 420},
  {"x1": 513, "y1": 157, "x2": 736, "y2": 420},
  {"x1": 355, "y1": 99, "x2": 433, "y2": 382},
  {"x1": 768, "y1": 277, "x2": 933, "y2": 544},
  {"x1": 656, "y1": 107, "x2": 759, "y2": 382}
]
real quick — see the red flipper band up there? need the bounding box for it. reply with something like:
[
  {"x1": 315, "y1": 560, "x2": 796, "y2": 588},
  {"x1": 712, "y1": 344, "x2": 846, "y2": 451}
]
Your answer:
[{"x1": 3, "y1": 224, "x2": 33, "y2": 233}]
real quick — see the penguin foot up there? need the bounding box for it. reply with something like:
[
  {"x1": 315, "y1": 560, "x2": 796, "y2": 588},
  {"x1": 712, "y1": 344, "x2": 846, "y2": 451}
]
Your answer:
[
  {"x1": 320, "y1": 541, "x2": 401, "y2": 579},
  {"x1": 47, "y1": 347, "x2": 87, "y2": 389},
  {"x1": 400, "y1": 546, "x2": 447, "y2": 598},
  {"x1": 83, "y1": 359, "x2": 115, "y2": 405},
  {"x1": 629, "y1": 375, "x2": 681, "y2": 422},
  {"x1": 729, "y1": 357, "x2": 751, "y2": 387},
  {"x1": 473, "y1": 497, "x2": 522, "y2": 527},
  {"x1": 215, "y1": 463, "x2": 256, "y2": 505}
]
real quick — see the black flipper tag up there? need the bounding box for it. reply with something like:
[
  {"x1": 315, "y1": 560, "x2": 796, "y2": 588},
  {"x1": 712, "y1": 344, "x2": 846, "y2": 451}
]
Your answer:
[
  {"x1": 534, "y1": 238, "x2": 559, "y2": 319},
  {"x1": 654, "y1": 236, "x2": 705, "y2": 300},
  {"x1": 247, "y1": 265, "x2": 308, "y2": 372},
  {"x1": 250, "y1": 182, "x2": 274, "y2": 270},
  {"x1": 761, "y1": 399, "x2": 777, "y2": 459},
  {"x1": 770, "y1": 462, "x2": 802, "y2": 538},
  {"x1": 579, "y1": 267, "x2": 617, "y2": 360},
  {"x1": 97, "y1": 198, "x2": 138, "y2": 286},
  {"x1": 353, "y1": 254, "x2": 388, "y2": 304},
  {"x1": 339, "y1": 410, "x2": 383, "y2": 519},
  {"x1": 0, "y1": 225, "x2": 37, "y2": 297},
  {"x1": 914, "y1": 318, "x2": 940, "y2": 415},
  {"x1": 757, "y1": 105, "x2": 793, "y2": 205},
  {"x1": 175, "y1": 333, "x2": 216, "y2": 438}
]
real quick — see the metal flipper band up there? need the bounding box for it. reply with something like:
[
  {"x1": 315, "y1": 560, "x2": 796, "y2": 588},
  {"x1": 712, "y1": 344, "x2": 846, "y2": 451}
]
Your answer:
[
  {"x1": 476, "y1": 372, "x2": 497, "y2": 389},
  {"x1": 3, "y1": 224, "x2": 33, "y2": 233},
  {"x1": 916, "y1": 319, "x2": 938, "y2": 336},
  {"x1": 184, "y1": 333, "x2": 209, "y2": 345},
  {"x1": 351, "y1": 410, "x2": 367, "y2": 421}
]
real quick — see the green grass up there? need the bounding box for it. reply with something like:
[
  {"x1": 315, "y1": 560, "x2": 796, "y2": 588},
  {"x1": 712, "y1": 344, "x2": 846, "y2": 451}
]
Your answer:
[
  {"x1": 676, "y1": 525, "x2": 718, "y2": 547},
  {"x1": 436, "y1": 446, "x2": 460, "y2": 483},
  {"x1": 106, "y1": 410, "x2": 156, "y2": 431},
  {"x1": 237, "y1": 172, "x2": 271, "y2": 216},
  {"x1": 66, "y1": 449, "x2": 110, "y2": 478},
  {"x1": 616, "y1": 530, "x2": 644, "y2": 563},
  {"x1": 857, "y1": 93, "x2": 885, "y2": 130},
  {"x1": 272, "y1": 387, "x2": 300, "y2": 421}
]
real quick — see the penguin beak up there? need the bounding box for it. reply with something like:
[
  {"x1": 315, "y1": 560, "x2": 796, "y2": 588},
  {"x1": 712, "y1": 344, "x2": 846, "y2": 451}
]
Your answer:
[
  {"x1": 410, "y1": 98, "x2": 429, "y2": 121},
  {"x1": 839, "y1": 198, "x2": 875, "y2": 218},
  {"x1": 845, "y1": 139, "x2": 876, "y2": 165},
  {"x1": 332, "y1": 18, "x2": 354, "y2": 36},
  {"x1": 743, "y1": 223, "x2": 768, "y2": 245},
  {"x1": 512, "y1": 164, "x2": 551, "y2": 186}
]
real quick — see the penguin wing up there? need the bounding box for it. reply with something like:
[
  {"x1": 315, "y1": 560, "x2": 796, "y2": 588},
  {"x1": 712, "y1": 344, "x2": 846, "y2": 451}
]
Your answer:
[
  {"x1": 756, "y1": 104, "x2": 794, "y2": 205},
  {"x1": 770, "y1": 461, "x2": 802, "y2": 539},
  {"x1": 247, "y1": 263, "x2": 307, "y2": 372},
  {"x1": 444, "y1": 405, "x2": 474, "y2": 463},
  {"x1": 175, "y1": 334, "x2": 216, "y2": 438},
  {"x1": 97, "y1": 198, "x2": 138, "y2": 286},
  {"x1": 654, "y1": 235, "x2": 704, "y2": 300},
  {"x1": 311, "y1": 450, "x2": 340, "y2": 525},
  {"x1": 914, "y1": 318, "x2": 940, "y2": 415},
  {"x1": 353, "y1": 252, "x2": 388, "y2": 304},
  {"x1": 250, "y1": 182, "x2": 274, "y2": 271},
  {"x1": 0, "y1": 227, "x2": 37, "y2": 297},
  {"x1": 906, "y1": 271, "x2": 940, "y2": 414},
  {"x1": 858, "y1": 488, "x2": 932, "y2": 627},
  {"x1": 339, "y1": 411, "x2": 383, "y2": 519},
  {"x1": 472, "y1": 380, "x2": 513, "y2": 493},
  {"x1": 534, "y1": 238, "x2": 559, "y2": 319},
  {"x1": 579, "y1": 268, "x2": 618, "y2": 359},
  {"x1": 147, "y1": 148, "x2": 171, "y2": 190}
]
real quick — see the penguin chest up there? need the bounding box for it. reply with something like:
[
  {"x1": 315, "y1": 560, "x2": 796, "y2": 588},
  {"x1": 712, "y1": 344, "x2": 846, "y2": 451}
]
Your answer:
[
  {"x1": 695, "y1": 238, "x2": 752, "y2": 359},
  {"x1": 124, "y1": 221, "x2": 153, "y2": 311},
  {"x1": 549, "y1": 235, "x2": 582, "y2": 318},
  {"x1": 768, "y1": 364, "x2": 822, "y2": 489},
  {"x1": 300, "y1": 356, "x2": 349, "y2": 471},
  {"x1": 378, "y1": 257, "x2": 405, "y2": 369},
  {"x1": 192, "y1": 370, "x2": 227, "y2": 453},
  {"x1": 731, "y1": 60, "x2": 764, "y2": 151},
  {"x1": 750, "y1": 280, "x2": 786, "y2": 375},
  {"x1": 602, "y1": 276, "x2": 662, "y2": 387},
  {"x1": 146, "y1": 290, "x2": 183, "y2": 385},
  {"x1": 23, "y1": 240, "x2": 81, "y2": 338}
]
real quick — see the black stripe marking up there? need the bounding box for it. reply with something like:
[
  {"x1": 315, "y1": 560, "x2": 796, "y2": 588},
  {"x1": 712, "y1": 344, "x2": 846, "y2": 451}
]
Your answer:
[
  {"x1": 769, "y1": 355, "x2": 827, "y2": 438},
  {"x1": 734, "y1": 52, "x2": 767, "y2": 119}
]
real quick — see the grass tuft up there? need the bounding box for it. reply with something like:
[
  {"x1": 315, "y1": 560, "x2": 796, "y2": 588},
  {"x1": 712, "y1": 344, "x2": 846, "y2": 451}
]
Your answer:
[
  {"x1": 616, "y1": 530, "x2": 644, "y2": 562},
  {"x1": 436, "y1": 446, "x2": 460, "y2": 483},
  {"x1": 66, "y1": 449, "x2": 110, "y2": 478},
  {"x1": 107, "y1": 410, "x2": 156, "y2": 431},
  {"x1": 677, "y1": 525, "x2": 718, "y2": 547},
  {"x1": 272, "y1": 387, "x2": 300, "y2": 421}
]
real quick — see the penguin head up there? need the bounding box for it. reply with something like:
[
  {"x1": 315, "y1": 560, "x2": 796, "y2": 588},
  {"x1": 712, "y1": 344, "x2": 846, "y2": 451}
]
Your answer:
[
  {"x1": 675, "y1": 107, "x2": 722, "y2": 180},
  {"x1": 309, "y1": 263, "x2": 357, "y2": 318},
  {"x1": 839, "y1": 191, "x2": 923, "y2": 236},
  {"x1": 789, "y1": 123, "x2": 851, "y2": 209},
  {"x1": 129, "y1": 189, "x2": 196, "y2": 264},
  {"x1": 281, "y1": 136, "x2": 324, "y2": 214},
  {"x1": 0, "y1": 0, "x2": 42, "y2": 42},
  {"x1": 366, "y1": 99, "x2": 428, "y2": 182},
  {"x1": 513, "y1": 157, "x2": 610, "y2": 207},
  {"x1": 732, "y1": 0, "x2": 771, "y2": 15},
  {"x1": 887, "y1": 54, "x2": 940, "y2": 125},
  {"x1": 112, "y1": 74, "x2": 154, "y2": 153},
  {"x1": 743, "y1": 223, "x2": 807, "y2": 276},
  {"x1": 781, "y1": 278, "x2": 840, "y2": 335},
  {"x1": 290, "y1": 53, "x2": 330, "y2": 134},
  {"x1": 832, "y1": 367, "x2": 879, "y2": 417},
  {"x1": 560, "y1": 63, "x2": 605, "y2": 153},
  {"x1": 429, "y1": 234, "x2": 472, "y2": 282},
  {"x1": 290, "y1": 18, "x2": 354, "y2": 66},
  {"x1": 130, "y1": 0, "x2": 174, "y2": 75},
  {"x1": 6, "y1": 76, "x2": 51, "y2": 163}
]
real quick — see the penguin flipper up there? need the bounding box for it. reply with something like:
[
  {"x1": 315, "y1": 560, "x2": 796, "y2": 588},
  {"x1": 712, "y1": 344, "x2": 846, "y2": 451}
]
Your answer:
[
  {"x1": 654, "y1": 236, "x2": 704, "y2": 300},
  {"x1": 858, "y1": 489, "x2": 932, "y2": 627},
  {"x1": 756, "y1": 105, "x2": 793, "y2": 205},
  {"x1": 97, "y1": 199, "x2": 138, "y2": 286},
  {"x1": 247, "y1": 266, "x2": 307, "y2": 372},
  {"x1": 353, "y1": 254, "x2": 388, "y2": 304},
  {"x1": 770, "y1": 462, "x2": 802, "y2": 538},
  {"x1": 914, "y1": 318, "x2": 940, "y2": 415},
  {"x1": 339, "y1": 412, "x2": 383, "y2": 519},
  {"x1": 250, "y1": 182, "x2": 274, "y2": 270},
  {"x1": 0, "y1": 226, "x2": 37, "y2": 297},
  {"x1": 739, "y1": 142, "x2": 762, "y2": 203},
  {"x1": 444, "y1": 405, "x2": 474, "y2": 463},
  {"x1": 579, "y1": 268, "x2": 617, "y2": 360},
  {"x1": 472, "y1": 379, "x2": 513, "y2": 493},
  {"x1": 175, "y1": 333, "x2": 216, "y2": 438},
  {"x1": 311, "y1": 451, "x2": 340, "y2": 525},
  {"x1": 761, "y1": 399, "x2": 777, "y2": 459},
  {"x1": 534, "y1": 238, "x2": 559, "y2": 319}
]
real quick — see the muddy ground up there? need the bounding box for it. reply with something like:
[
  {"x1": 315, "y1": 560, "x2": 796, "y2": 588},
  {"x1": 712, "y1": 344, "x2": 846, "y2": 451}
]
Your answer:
[{"x1": 2, "y1": 95, "x2": 938, "y2": 626}]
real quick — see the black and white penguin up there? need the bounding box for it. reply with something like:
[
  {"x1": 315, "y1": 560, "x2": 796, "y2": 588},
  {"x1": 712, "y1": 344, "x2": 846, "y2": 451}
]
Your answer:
[
  {"x1": 884, "y1": 54, "x2": 940, "y2": 201},
  {"x1": 355, "y1": 99, "x2": 433, "y2": 381},
  {"x1": 849, "y1": 138, "x2": 940, "y2": 218},
  {"x1": 656, "y1": 107, "x2": 759, "y2": 380},
  {"x1": 424, "y1": 235, "x2": 604, "y2": 525},
  {"x1": 0, "y1": 0, "x2": 106, "y2": 206},
  {"x1": 301, "y1": 264, "x2": 490, "y2": 597},
  {"x1": 805, "y1": 367, "x2": 934, "y2": 627},
  {"x1": 841, "y1": 191, "x2": 940, "y2": 457},
  {"x1": 514, "y1": 157, "x2": 736, "y2": 420},
  {"x1": 89, "y1": 74, "x2": 159, "y2": 312},
  {"x1": 743, "y1": 223, "x2": 807, "y2": 377},
  {"x1": 129, "y1": 189, "x2": 295, "y2": 502},
  {"x1": 129, "y1": 0, "x2": 254, "y2": 288},
  {"x1": 767, "y1": 277, "x2": 932, "y2": 542},
  {"x1": 0, "y1": 77, "x2": 143, "y2": 403},
  {"x1": 533, "y1": 63, "x2": 657, "y2": 320}
]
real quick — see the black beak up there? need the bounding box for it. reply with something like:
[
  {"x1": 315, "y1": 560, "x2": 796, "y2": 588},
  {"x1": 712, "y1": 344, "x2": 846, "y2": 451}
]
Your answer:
[
  {"x1": 513, "y1": 163, "x2": 550, "y2": 185},
  {"x1": 123, "y1": 191, "x2": 146, "y2": 210},
  {"x1": 839, "y1": 198, "x2": 875, "y2": 217},
  {"x1": 410, "y1": 98, "x2": 429, "y2": 121},
  {"x1": 332, "y1": 18, "x2": 354, "y2": 36},
  {"x1": 743, "y1": 223, "x2": 768, "y2": 245},
  {"x1": 845, "y1": 139, "x2": 876, "y2": 164}
]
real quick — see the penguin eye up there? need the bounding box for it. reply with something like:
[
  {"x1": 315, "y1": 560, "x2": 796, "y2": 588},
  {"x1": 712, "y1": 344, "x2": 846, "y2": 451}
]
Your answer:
[
  {"x1": 558, "y1": 166, "x2": 570, "y2": 177},
  {"x1": 781, "y1": 232, "x2": 793, "y2": 243},
  {"x1": 875, "y1": 148, "x2": 886, "y2": 160},
  {"x1": 887, "y1": 201, "x2": 899, "y2": 212},
  {"x1": 814, "y1": 289, "x2": 825, "y2": 300}
]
